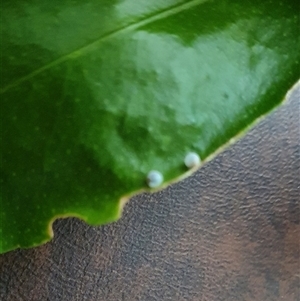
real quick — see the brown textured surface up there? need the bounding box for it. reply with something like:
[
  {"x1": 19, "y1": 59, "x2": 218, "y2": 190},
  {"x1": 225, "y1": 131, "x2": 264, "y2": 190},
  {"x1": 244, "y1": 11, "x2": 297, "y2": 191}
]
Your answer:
[{"x1": 0, "y1": 86, "x2": 299, "y2": 301}]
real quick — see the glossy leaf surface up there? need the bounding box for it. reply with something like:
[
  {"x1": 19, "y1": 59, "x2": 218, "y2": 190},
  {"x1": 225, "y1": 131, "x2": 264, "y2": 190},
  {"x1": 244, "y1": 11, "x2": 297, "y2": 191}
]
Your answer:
[{"x1": 1, "y1": 0, "x2": 299, "y2": 253}]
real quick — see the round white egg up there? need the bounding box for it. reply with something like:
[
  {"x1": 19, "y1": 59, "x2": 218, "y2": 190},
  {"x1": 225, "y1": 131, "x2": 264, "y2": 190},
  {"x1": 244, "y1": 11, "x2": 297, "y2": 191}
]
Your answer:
[
  {"x1": 184, "y1": 152, "x2": 201, "y2": 168},
  {"x1": 147, "y1": 170, "x2": 163, "y2": 188}
]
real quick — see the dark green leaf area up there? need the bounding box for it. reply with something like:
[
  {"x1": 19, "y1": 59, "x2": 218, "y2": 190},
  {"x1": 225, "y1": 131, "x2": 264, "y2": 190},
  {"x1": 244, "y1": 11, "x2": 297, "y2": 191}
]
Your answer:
[
  {"x1": 1, "y1": 0, "x2": 299, "y2": 253},
  {"x1": 1, "y1": 0, "x2": 186, "y2": 89}
]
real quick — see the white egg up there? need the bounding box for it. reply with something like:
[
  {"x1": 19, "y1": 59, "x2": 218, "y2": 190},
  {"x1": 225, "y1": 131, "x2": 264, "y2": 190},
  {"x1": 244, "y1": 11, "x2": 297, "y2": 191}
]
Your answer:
[
  {"x1": 147, "y1": 170, "x2": 163, "y2": 188},
  {"x1": 184, "y1": 152, "x2": 201, "y2": 168}
]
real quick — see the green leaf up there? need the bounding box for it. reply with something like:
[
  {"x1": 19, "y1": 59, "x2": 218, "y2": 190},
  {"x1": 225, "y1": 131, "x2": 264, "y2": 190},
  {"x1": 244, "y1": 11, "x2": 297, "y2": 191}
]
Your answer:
[{"x1": 1, "y1": 0, "x2": 299, "y2": 254}]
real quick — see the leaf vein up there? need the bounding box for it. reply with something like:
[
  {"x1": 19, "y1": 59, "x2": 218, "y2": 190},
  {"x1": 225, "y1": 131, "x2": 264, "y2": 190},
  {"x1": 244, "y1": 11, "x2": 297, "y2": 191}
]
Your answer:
[{"x1": 1, "y1": 0, "x2": 209, "y2": 94}]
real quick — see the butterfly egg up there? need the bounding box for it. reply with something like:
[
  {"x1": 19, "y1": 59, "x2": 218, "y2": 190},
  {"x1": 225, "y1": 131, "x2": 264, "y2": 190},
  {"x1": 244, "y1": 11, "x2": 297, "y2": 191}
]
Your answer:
[
  {"x1": 184, "y1": 152, "x2": 201, "y2": 169},
  {"x1": 147, "y1": 170, "x2": 164, "y2": 188}
]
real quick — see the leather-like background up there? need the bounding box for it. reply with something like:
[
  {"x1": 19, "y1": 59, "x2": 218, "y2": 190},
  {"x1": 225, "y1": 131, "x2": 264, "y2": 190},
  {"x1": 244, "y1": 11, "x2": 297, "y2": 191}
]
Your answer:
[{"x1": 0, "y1": 86, "x2": 299, "y2": 301}]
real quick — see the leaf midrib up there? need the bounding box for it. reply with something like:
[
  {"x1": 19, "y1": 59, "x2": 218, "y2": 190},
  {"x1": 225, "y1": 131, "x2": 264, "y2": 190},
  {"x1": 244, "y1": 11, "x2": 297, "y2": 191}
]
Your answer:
[{"x1": 1, "y1": 0, "x2": 209, "y2": 94}]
